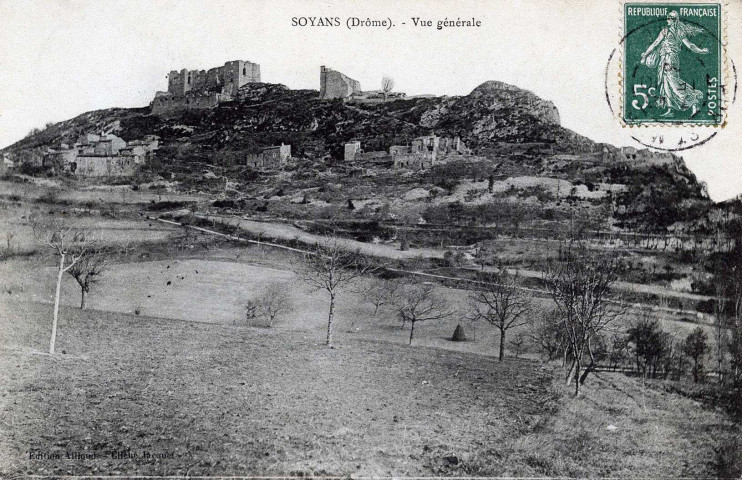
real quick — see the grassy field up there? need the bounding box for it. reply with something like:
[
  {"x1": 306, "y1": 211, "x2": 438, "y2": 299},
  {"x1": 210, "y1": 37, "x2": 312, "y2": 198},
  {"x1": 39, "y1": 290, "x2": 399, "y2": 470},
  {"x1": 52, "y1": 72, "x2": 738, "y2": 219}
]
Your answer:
[
  {"x1": 0, "y1": 179, "x2": 205, "y2": 205},
  {"x1": 0, "y1": 203, "x2": 178, "y2": 257},
  {"x1": 0, "y1": 244, "x2": 715, "y2": 361},
  {"x1": 1, "y1": 299, "x2": 739, "y2": 477}
]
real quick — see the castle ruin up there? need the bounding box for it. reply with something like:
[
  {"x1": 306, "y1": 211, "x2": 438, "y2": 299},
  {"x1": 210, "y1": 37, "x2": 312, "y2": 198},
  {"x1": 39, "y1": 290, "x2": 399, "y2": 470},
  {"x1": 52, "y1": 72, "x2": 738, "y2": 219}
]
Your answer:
[
  {"x1": 320, "y1": 66, "x2": 361, "y2": 100},
  {"x1": 152, "y1": 60, "x2": 261, "y2": 115}
]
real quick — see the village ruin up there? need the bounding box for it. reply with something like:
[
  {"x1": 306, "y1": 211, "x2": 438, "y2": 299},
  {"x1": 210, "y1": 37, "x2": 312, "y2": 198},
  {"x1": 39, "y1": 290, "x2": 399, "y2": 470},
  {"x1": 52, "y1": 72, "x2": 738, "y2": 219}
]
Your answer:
[
  {"x1": 44, "y1": 133, "x2": 159, "y2": 177},
  {"x1": 11, "y1": 59, "x2": 684, "y2": 179},
  {"x1": 344, "y1": 135, "x2": 470, "y2": 170}
]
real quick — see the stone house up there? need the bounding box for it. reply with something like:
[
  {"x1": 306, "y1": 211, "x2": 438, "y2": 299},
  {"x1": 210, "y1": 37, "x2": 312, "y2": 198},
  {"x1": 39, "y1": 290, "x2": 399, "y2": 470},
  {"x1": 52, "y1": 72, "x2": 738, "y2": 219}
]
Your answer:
[
  {"x1": 92, "y1": 134, "x2": 127, "y2": 155},
  {"x1": 73, "y1": 155, "x2": 138, "y2": 177},
  {"x1": 263, "y1": 144, "x2": 291, "y2": 166},
  {"x1": 0, "y1": 154, "x2": 13, "y2": 174},
  {"x1": 344, "y1": 141, "x2": 361, "y2": 161},
  {"x1": 246, "y1": 143, "x2": 291, "y2": 169}
]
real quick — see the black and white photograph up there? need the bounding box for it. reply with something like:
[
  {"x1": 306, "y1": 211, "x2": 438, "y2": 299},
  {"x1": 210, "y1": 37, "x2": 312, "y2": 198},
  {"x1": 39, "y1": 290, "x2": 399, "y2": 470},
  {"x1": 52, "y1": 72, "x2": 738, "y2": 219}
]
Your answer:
[{"x1": 1, "y1": 0, "x2": 742, "y2": 477}]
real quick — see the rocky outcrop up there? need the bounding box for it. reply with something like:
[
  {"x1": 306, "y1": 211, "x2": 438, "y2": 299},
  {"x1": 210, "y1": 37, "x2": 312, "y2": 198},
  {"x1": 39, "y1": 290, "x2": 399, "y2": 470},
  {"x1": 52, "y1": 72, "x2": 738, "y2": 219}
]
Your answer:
[{"x1": 467, "y1": 81, "x2": 560, "y2": 125}]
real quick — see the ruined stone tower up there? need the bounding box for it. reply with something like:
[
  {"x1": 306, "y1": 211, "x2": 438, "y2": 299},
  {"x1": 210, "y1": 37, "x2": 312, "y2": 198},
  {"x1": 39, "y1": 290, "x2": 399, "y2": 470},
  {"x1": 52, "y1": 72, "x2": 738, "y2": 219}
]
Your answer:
[{"x1": 319, "y1": 66, "x2": 361, "y2": 100}]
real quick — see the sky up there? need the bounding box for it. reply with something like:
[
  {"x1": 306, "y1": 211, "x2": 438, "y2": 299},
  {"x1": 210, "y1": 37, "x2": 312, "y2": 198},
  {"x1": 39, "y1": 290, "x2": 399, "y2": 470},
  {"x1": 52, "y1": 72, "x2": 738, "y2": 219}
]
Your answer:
[{"x1": 1, "y1": 0, "x2": 740, "y2": 201}]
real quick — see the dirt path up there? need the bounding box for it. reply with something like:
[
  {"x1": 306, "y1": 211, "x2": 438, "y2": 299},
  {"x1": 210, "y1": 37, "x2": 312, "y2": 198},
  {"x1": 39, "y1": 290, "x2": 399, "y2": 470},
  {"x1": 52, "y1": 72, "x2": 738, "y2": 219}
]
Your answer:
[
  {"x1": 196, "y1": 214, "x2": 712, "y2": 304},
  {"x1": 197, "y1": 214, "x2": 445, "y2": 260}
]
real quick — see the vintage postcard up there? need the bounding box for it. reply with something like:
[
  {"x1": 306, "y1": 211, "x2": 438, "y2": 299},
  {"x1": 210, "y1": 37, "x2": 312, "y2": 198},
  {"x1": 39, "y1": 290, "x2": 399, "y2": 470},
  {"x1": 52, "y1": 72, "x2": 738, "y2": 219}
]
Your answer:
[{"x1": 1, "y1": 0, "x2": 741, "y2": 478}]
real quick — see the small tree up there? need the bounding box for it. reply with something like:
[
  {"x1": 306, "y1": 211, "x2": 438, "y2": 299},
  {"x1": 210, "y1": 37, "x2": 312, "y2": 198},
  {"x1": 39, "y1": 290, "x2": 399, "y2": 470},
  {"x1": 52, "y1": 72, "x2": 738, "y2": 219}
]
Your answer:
[
  {"x1": 468, "y1": 270, "x2": 531, "y2": 361},
  {"x1": 244, "y1": 300, "x2": 258, "y2": 324},
  {"x1": 607, "y1": 332, "x2": 630, "y2": 371},
  {"x1": 255, "y1": 283, "x2": 293, "y2": 327},
  {"x1": 381, "y1": 76, "x2": 395, "y2": 102},
  {"x1": 509, "y1": 332, "x2": 527, "y2": 358},
  {"x1": 33, "y1": 218, "x2": 92, "y2": 354},
  {"x1": 529, "y1": 307, "x2": 569, "y2": 362},
  {"x1": 474, "y1": 244, "x2": 489, "y2": 271},
  {"x1": 394, "y1": 283, "x2": 453, "y2": 345},
  {"x1": 713, "y1": 258, "x2": 729, "y2": 381},
  {"x1": 684, "y1": 327, "x2": 709, "y2": 383},
  {"x1": 296, "y1": 237, "x2": 375, "y2": 347},
  {"x1": 544, "y1": 241, "x2": 623, "y2": 395},
  {"x1": 360, "y1": 277, "x2": 400, "y2": 316},
  {"x1": 627, "y1": 314, "x2": 672, "y2": 378},
  {"x1": 66, "y1": 244, "x2": 111, "y2": 309}
]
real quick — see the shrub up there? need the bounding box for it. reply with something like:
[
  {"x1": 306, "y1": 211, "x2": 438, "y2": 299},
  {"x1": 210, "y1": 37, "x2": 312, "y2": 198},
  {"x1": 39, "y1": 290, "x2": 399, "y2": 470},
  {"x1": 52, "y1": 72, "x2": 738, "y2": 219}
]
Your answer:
[{"x1": 146, "y1": 201, "x2": 189, "y2": 211}]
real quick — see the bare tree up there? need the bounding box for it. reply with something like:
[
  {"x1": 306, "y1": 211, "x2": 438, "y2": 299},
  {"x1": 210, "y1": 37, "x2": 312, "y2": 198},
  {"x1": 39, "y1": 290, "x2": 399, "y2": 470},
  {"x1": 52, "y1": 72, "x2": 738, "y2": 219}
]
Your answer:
[
  {"x1": 66, "y1": 244, "x2": 111, "y2": 309},
  {"x1": 509, "y1": 332, "x2": 527, "y2": 358},
  {"x1": 712, "y1": 257, "x2": 730, "y2": 381},
  {"x1": 472, "y1": 242, "x2": 494, "y2": 272},
  {"x1": 529, "y1": 307, "x2": 569, "y2": 362},
  {"x1": 468, "y1": 270, "x2": 531, "y2": 361},
  {"x1": 33, "y1": 218, "x2": 93, "y2": 354},
  {"x1": 296, "y1": 237, "x2": 375, "y2": 347},
  {"x1": 544, "y1": 241, "x2": 623, "y2": 396},
  {"x1": 381, "y1": 76, "x2": 395, "y2": 102},
  {"x1": 255, "y1": 282, "x2": 293, "y2": 327},
  {"x1": 360, "y1": 277, "x2": 400, "y2": 316},
  {"x1": 393, "y1": 283, "x2": 454, "y2": 345}
]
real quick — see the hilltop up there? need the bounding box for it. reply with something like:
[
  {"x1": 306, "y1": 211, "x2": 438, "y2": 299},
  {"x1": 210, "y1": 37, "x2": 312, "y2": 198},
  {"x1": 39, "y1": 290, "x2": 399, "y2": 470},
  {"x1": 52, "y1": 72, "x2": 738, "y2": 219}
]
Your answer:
[
  {"x1": 3, "y1": 80, "x2": 580, "y2": 155},
  {"x1": 1, "y1": 80, "x2": 716, "y2": 235}
]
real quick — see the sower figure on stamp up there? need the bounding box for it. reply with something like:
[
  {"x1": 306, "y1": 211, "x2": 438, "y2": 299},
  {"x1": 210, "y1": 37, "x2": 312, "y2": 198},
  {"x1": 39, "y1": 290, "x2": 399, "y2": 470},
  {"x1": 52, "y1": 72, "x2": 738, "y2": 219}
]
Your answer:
[{"x1": 640, "y1": 10, "x2": 708, "y2": 117}]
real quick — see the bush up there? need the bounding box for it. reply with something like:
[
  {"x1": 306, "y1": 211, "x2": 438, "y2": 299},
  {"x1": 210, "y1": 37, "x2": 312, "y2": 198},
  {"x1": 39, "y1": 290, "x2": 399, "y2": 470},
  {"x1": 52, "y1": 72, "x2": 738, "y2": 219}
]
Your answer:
[
  {"x1": 38, "y1": 189, "x2": 62, "y2": 204},
  {"x1": 146, "y1": 201, "x2": 189, "y2": 212}
]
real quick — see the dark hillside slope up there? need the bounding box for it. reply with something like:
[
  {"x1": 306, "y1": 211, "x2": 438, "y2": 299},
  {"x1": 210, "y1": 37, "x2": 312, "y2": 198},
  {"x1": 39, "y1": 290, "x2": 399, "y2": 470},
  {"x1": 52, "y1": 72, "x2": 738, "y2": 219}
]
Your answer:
[{"x1": 1, "y1": 81, "x2": 715, "y2": 233}]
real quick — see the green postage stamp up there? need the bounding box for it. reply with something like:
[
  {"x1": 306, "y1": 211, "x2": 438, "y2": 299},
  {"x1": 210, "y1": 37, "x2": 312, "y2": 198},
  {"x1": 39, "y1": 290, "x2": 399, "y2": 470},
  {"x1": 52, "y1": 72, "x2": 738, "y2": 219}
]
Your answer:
[{"x1": 623, "y1": 3, "x2": 722, "y2": 125}]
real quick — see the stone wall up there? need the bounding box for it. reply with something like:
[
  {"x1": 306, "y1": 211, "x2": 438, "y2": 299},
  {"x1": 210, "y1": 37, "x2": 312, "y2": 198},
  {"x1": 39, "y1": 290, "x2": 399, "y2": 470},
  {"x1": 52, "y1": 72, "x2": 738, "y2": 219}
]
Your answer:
[
  {"x1": 167, "y1": 60, "x2": 261, "y2": 97},
  {"x1": 392, "y1": 153, "x2": 433, "y2": 170},
  {"x1": 603, "y1": 147, "x2": 677, "y2": 166},
  {"x1": 151, "y1": 92, "x2": 223, "y2": 115},
  {"x1": 355, "y1": 151, "x2": 389, "y2": 162},
  {"x1": 320, "y1": 66, "x2": 361, "y2": 100},
  {"x1": 72, "y1": 155, "x2": 137, "y2": 177}
]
